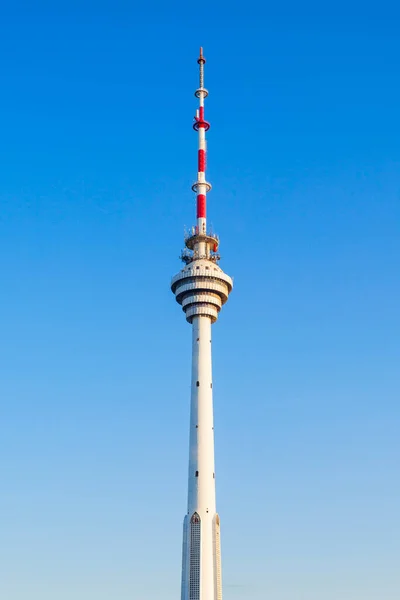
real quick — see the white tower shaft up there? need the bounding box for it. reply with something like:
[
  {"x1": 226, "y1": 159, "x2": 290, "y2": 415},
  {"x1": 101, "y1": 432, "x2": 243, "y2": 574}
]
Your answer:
[
  {"x1": 189, "y1": 316, "x2": 215, "y2": 517},
  {"x1": 181, "y1": 316, "x2": 221, "y2": 600}
]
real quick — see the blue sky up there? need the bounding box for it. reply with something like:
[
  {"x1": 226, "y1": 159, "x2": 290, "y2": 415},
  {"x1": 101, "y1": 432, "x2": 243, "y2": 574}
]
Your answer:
[{"x1": 0, "y1": 3, "x2": 399, "y2": 599}]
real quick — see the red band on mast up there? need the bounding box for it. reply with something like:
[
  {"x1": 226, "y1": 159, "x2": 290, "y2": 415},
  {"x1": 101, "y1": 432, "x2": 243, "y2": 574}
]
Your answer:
[
  {"x1": 198, "y1": 150, "x2": 205, "y2": 172},
  {"x1": 197, "y1": 195, "x2": 206, "y2": 218}
]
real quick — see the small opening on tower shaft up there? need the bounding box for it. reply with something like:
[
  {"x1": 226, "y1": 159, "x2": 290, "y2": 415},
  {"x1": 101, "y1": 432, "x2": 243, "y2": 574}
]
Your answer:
[
  {"x1": 196, "y1": 381, "x2": 199, "y2": 387},
  {"x1": 195, "y1": 471, "x2": 199, "y2": 477}
]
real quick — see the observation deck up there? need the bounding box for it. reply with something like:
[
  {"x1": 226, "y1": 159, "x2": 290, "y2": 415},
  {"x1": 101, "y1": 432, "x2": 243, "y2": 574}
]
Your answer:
[{"x1": 171, "y1": 259, "x2": 233, "y2": 324}]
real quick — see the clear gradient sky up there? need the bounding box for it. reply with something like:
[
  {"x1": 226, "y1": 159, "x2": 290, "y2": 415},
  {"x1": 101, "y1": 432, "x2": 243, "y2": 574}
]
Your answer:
[{"x1": 0, "y1": 3, "x2": 399, "y2": 600}]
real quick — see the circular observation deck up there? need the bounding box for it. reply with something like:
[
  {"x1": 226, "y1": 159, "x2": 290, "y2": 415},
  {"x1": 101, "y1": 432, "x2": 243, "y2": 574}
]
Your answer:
[{"x1": 171, "y1": 259, "x2": 233, "y2": 324}]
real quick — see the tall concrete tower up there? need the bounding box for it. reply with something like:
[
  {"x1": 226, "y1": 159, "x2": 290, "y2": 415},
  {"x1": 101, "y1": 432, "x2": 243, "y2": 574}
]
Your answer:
[{"x1": 171, "y1": 48, "x2": 233, "y2": 600}]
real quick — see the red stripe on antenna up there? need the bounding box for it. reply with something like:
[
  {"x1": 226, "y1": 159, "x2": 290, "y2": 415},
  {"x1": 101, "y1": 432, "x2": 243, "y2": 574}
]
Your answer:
[
  {"x1": 197, "y1": 195, "x2": 206, "y2": 218},
  {"x1": 198, "y1": 149, "x2": 205, "y2": 172}
]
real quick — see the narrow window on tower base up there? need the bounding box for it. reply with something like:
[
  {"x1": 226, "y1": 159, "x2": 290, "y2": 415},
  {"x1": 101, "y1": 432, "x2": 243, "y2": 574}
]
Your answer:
[{"x1": 189, "y1": 513, "x2": 201, "y2": 600}]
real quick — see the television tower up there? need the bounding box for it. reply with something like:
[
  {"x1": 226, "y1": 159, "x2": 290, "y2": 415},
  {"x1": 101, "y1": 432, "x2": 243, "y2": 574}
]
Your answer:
[{"x1": 171, "y1": 48, "x2": 233, "y2": 600}]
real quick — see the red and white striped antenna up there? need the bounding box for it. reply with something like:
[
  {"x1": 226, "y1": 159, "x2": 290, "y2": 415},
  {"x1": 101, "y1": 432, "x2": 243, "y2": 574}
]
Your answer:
[{"x1": 192, "y1": 47, "x2": 211, "y2": 235}]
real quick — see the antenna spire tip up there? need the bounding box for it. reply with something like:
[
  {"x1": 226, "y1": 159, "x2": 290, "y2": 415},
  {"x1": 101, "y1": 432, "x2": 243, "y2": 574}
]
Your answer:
[{"x1": 198, "y1": 46, "x2": 206, "y2": 64}]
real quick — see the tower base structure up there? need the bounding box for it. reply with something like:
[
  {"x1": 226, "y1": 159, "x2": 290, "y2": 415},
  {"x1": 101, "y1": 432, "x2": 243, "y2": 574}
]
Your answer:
[{"x1": 181, "y1": 510, "x2": 222, "y2": 600}]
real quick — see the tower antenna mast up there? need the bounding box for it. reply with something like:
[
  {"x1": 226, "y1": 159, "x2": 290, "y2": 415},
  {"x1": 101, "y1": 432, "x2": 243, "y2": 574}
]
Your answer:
[{"x1": 193, "y1": 46, "x2": 211, "y2": 236}]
